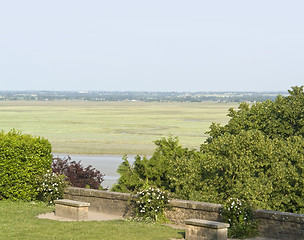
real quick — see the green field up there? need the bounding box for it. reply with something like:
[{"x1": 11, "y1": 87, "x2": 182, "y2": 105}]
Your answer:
[{"x1": 0, "y1": 101, "x2": 238, "y2": 155}]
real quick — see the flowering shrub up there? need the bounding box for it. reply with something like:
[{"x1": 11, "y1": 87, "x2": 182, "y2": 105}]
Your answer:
[
  {"x1": 36, "y1": 170, "x2": 67, "y2": 205},
  {"x1": 132, "y1": 187, "x2": 170, "y2": 223},
  {"x1": 222, "y1": 198, "x2": 258, "y2": 239}
]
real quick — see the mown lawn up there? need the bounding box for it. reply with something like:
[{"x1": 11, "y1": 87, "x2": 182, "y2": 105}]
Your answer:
[
  {"x1": 0, "y1": 101, "x2": 237, "y2": 155},
  {"x1": 0, "y1": 200, "x2": 184, "y2": 240}
]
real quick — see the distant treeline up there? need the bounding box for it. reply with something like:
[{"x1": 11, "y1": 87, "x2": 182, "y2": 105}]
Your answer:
[{"x1": 0, "y1": 90, "x2": 287, "y2": 103}]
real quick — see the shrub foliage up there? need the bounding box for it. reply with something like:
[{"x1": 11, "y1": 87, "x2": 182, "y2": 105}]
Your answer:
[
  {"x1": 52, "y1": 156, "x2": 104, "y2": 189},
  {"x1": 0, "y1": 130, "x2": 52, "y2": 200},
  {"x1": 112, "y1": 140, "x2": 203, "y2": 201},
  {"x1": 114, "y1": 86, "x2": 304, "y2": 214}
]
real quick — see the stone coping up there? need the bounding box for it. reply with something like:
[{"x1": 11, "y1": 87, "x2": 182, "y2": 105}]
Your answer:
[
  {"x1": 255, "y1": 209, "x2": 304, "y2": 224},
  {"x1": 54, "y1": 199, "x2": 90, "y2": 207},
  {"x1": 169, "y1": 199, "x2": 222, "y2": 212},
  {"x1": 185, "y1": 219, "x2": 230, "y2": 229},
  {"x1": 64, "y1": 187, "x2": 130, "y2": 201}
]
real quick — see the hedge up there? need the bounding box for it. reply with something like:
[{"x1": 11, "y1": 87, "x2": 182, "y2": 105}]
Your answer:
[{"x1": 0, "y1": 130, "x2": 52, "y2": 200}]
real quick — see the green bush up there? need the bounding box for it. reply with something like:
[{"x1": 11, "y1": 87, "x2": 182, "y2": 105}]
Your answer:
[
  {"x1": 0, "y1": 130, "x2": 52, "y2": 200},
  {"x1": 112, "y1": 138, "x2": 203, "y2": 201}
]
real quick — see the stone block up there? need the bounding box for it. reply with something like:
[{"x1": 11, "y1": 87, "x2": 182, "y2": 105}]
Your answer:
[
  {"x1": 54, "y1": 199, "x2": 90, "y2": 221},
  {"x1": 185, "y1": 219, "x2": 229, "y2": 240}
]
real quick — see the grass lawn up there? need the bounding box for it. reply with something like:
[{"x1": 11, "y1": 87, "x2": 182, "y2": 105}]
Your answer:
[
  {"x1": 0, "y1": 200, "x2": 184, "y2": 240},
  {"x1": 0, "y1": 101, "x2": 238, "y2": 155}
]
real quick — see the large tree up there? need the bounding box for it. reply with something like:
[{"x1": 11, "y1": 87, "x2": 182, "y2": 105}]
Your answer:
[{"x1": 200, "y1": 86, "x2": 304, "y2": 213}]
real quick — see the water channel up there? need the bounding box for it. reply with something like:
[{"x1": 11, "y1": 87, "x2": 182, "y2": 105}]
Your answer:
[{"x1": 52, "y1": 154, "x2": 138, "y2": 189}]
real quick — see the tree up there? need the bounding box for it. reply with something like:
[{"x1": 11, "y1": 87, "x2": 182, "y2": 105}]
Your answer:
[
  {"x1": 201, "y1": 86, "x2": 304, "y2": 213},
  {"x1": 200, "y1": 130, "x2": 304, "y2": 212}
]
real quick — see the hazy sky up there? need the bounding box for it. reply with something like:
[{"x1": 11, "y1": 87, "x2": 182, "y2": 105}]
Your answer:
[{"x1": 1, "y1": 1, "x2": 303, "y2": 92}]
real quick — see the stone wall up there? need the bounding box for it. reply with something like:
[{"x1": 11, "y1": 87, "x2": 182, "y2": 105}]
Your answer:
[
  {"x1": 165, "y1": 199, "x2": 222, "y2": 225},
  {"x1": 63, "y1": 187, "x2": 222, "y2": 223},
  {"x1": 63, "y1": 187, "x2": 304, "y2": 240},
  {"x1": 254, "y1": 209, "x2": 304, "y2": 240},
  {"x1": 63, "y1": 187, "x2": 132, "y2": 217}
]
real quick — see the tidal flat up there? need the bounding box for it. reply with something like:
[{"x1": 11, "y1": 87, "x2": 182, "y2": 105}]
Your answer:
[{"x1": 0, "y1": 101, "x2": 238, "y2": 155}]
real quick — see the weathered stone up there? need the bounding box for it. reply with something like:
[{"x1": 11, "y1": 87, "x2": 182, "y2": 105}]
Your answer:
[
  {"x1": 255, "y1": 209, "x2": 304, "y2": 240},
  {"x1": 54, "y1": 199, "x2": 90, "y2": 221},
  {"x1": 185, "y1": 219, "x2": 229, "y2": 240},
  {"x1": 64, "y1": 187, "x2": 132, "y2": 217},
  {"x1": 165, "y1": 200, "x2": 222, "y2": 225}
]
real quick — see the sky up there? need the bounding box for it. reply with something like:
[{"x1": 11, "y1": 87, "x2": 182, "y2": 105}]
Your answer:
[{"x1": 0, "y1": 1, "x2": 303, "y2": 92}]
